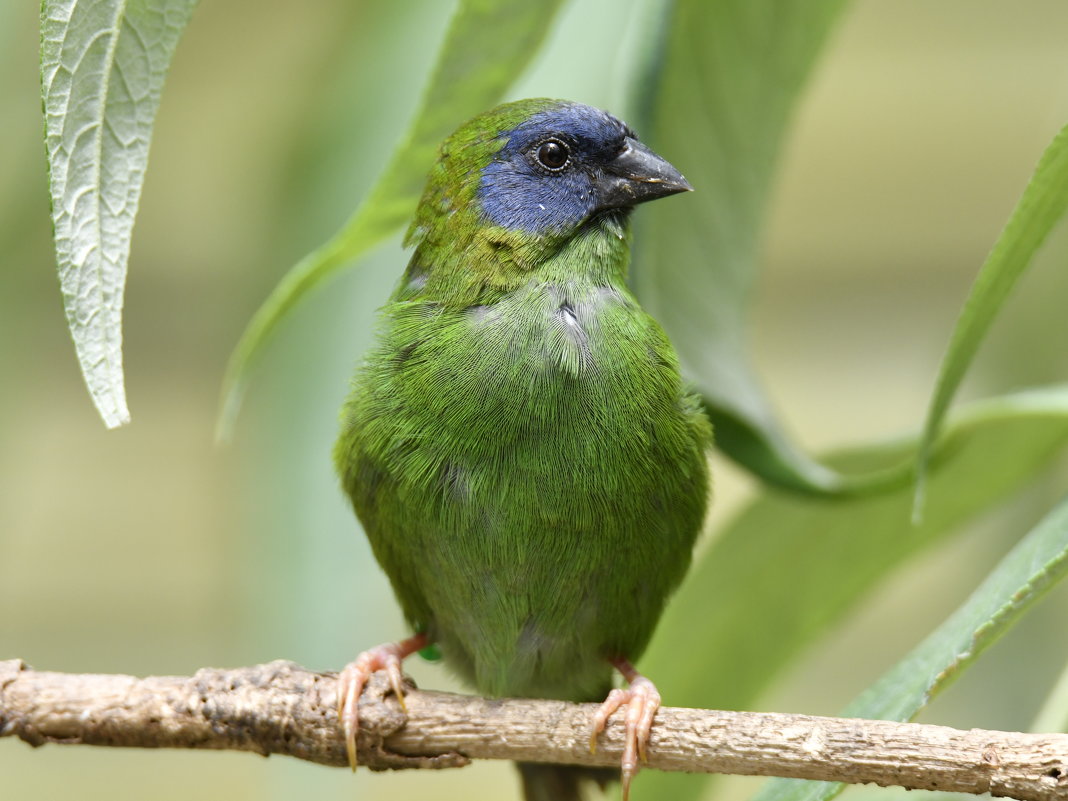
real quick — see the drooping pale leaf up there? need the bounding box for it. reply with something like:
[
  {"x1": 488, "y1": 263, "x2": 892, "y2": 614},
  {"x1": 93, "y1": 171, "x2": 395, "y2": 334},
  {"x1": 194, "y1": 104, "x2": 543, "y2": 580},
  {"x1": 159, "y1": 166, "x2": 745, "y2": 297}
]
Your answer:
[
  {"x1": 636, "y1": 386, "x2": 1068, "y2": 801},
  {"x1": 753, "y1": 492, "x2": 1068, "y2": 801},
  {"x1": 916, "y1": 123, "x2": 1068, "y2": 512},
  {"x1": 633, "y1": 0, "x2": 855, "y2": 494},
  {"x1": 40, "y1": 0, "x2": 198, "y2": 427},
  {"x1": 217, "y1": 0, "x2": 567, "y2": 437}
]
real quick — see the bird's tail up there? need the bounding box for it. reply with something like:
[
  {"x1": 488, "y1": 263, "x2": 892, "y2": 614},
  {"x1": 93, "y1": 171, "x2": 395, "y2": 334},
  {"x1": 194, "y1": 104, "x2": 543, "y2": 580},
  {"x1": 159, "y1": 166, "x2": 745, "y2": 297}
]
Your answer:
[{"x1": 517, "y1": 762, "x2": 616, "y2": 801}]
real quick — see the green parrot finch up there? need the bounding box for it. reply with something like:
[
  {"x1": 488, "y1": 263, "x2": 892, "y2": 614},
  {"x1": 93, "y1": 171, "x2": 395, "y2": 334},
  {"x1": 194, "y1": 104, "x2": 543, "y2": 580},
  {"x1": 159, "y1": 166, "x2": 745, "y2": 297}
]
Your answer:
[{"x1": 335, "y1": 98, "x2": 712, "y2": 800}]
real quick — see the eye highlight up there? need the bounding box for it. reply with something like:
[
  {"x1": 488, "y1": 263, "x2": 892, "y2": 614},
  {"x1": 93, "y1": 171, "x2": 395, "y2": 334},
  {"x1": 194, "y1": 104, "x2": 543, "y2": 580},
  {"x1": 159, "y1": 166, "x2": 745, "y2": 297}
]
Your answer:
[{"x1": 535, "y1": 139, "x2": 570, "y2": 171}]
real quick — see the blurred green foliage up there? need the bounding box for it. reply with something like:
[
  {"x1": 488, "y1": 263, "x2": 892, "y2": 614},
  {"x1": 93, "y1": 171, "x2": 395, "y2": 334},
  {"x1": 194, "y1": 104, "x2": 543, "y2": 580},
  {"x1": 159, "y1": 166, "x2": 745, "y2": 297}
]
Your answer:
[
  {"x1": 217, "y1": 0, "x2": 567, "y2": 434},
  {"x1": 5, "y1": 2, "x2": 1068, "y2": 801}
]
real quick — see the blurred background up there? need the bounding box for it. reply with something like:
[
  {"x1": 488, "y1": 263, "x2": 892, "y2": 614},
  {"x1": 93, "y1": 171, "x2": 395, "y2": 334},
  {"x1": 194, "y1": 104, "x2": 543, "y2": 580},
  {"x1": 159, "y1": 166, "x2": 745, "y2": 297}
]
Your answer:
[{"x1": 3, "y1": 1, "x2": 1068, "y2": 799}]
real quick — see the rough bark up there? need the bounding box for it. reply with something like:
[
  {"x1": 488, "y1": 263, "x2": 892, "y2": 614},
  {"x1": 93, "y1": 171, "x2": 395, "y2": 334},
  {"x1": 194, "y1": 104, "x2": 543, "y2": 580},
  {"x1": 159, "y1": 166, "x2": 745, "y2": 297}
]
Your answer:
[{"x1": 2, "y1": 659, "x2": 1066, "y2": 800}]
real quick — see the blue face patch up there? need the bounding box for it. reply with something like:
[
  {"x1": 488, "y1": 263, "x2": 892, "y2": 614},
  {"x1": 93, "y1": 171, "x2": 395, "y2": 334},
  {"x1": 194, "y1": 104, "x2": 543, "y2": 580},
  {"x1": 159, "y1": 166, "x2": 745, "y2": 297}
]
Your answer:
[{"x1": 477, "y1": 103, "x2": 633, "y2": 235}]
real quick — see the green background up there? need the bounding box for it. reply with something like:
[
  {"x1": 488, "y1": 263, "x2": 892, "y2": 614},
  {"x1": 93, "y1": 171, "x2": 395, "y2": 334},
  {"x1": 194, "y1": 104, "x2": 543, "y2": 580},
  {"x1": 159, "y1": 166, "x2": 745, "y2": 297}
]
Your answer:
[{"x1": 3, "y1": 1, "x2": 1068, "y2": 799}]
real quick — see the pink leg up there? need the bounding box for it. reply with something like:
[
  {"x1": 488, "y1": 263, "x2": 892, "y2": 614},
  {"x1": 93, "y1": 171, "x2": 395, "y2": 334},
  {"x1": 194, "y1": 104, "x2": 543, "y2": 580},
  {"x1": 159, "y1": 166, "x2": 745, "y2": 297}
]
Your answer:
[
  {"x1": 337, "y1": 632, "x2": 428, "y2": 769},
  {"x1": 589, "y1": 657, "x2": 662, "y2": 801}
]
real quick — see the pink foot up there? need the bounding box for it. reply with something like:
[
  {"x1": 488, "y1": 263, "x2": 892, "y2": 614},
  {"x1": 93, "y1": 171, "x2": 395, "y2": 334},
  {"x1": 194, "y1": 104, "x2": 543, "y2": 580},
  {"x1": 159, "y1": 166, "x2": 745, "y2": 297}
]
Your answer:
[
  {"x1": 337, "y1": 632, "x2": 428, "y2": 769},
  {"x1": 589, "y1": 658, "x2": 662, "y2": 801}
]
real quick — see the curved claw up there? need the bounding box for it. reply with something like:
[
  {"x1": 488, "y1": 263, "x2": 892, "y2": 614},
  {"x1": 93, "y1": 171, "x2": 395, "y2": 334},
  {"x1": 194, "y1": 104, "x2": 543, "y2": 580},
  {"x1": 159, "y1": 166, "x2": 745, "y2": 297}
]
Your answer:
[
  {"x1": 589, "y1": 687, "x2": 628, "y2": 754},
  {"x1": 587, "y1": 661, "x2": 662, "y2": 801},
  {"x1": 336, "y1": 633, "x2": 429, "y2": 769}
]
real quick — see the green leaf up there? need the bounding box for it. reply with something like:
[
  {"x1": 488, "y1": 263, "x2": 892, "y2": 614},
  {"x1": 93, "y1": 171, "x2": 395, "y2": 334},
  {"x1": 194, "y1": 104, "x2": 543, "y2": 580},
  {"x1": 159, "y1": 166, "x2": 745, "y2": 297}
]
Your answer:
[
  {"x1": 753, "y1": 489, "x2": 1068, "y2": 801},
  {"x1": 1029, "y1": 657, "x2": 1068, "y2": 734},
  {"x1": 633, "y1": 0, "x2": 855, "y2": 494},
  {"x1": 636, "y1": 386, "x2": 1068, "y2": 801},
  {"x1": 216, "y1": 0, "x2": 567, "y2": 438},
  {"x1": 40, "y1": 0, "x2": 198, "y2": 428},
  {"x1": 916, "y1": 123, "x2": 1068, "y2": 512}
]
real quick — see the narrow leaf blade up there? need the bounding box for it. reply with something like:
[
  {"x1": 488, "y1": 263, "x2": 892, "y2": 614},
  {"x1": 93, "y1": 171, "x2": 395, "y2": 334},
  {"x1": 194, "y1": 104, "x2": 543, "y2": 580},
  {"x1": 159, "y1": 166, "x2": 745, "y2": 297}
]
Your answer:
[
  {"x1": 634, "y1": 0, "x2": 853, "y2": 494},
  {"x1": 637, "y1": 386, "x2": 1068, "y2": 801},
  {"x1": 40, "y1": 0, "x2": 197, "y2": 427},
  {"x1": 754, "y1": 491, "x2": 1068, "y2": 801},
  {"x1": 917, "y1": 123, "x2": 1068, "y2": 510},
  {"x1": 217, "y1": 0, "x2": 567, "y2": 437}
]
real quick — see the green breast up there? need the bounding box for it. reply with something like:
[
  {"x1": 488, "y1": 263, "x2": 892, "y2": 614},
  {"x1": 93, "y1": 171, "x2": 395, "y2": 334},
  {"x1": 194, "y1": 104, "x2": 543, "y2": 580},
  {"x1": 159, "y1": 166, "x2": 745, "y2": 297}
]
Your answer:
[{"x1": 336, "y1": 270, "x2": 711, "y2": 700}]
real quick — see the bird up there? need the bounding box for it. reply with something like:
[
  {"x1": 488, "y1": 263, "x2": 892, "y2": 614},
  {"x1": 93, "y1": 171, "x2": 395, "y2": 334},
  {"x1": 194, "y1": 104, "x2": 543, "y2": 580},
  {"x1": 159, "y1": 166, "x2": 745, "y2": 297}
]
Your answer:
[{"x1": 334, "y1": 98, "x2": 712, "y2": 800}]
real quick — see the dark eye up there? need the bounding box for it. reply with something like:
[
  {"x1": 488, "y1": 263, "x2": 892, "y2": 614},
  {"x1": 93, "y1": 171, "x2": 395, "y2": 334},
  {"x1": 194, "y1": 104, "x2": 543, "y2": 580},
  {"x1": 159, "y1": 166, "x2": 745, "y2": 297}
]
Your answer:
[{"x1": 536, "y1": 139, "x2": 570, "y2": 170}]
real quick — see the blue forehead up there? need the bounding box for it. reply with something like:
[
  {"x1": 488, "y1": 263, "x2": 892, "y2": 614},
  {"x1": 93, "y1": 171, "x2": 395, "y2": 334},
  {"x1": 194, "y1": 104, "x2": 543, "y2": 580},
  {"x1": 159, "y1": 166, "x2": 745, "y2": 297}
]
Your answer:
[
  {"x1": 477, "y1": 103, "x2": 634, "y2": 234},
  {"x1": 495, "y1": 103, "x2": 632, "y2": 157}
]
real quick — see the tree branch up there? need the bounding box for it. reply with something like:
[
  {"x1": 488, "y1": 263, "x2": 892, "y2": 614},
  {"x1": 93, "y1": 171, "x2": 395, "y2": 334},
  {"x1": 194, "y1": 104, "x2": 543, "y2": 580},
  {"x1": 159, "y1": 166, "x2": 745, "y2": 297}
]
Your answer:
[{"x1": 2, "y1": 659, "x2": 1066, "y2": 799}]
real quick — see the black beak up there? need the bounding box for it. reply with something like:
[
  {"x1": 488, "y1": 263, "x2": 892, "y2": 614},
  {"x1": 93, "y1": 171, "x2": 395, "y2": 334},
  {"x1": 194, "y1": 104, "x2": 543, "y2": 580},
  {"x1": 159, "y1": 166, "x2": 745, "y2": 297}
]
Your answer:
[{"x1": 593, "y1": 137, "x2": 692, "y2": 211}]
